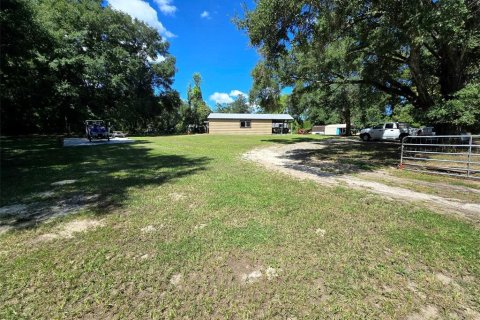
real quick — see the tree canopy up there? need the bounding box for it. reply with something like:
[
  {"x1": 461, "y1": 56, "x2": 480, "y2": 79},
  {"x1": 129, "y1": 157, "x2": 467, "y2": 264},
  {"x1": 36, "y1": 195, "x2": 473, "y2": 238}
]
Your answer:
[
  {"x1": 186, "y1": 73, "x2": 211, "y2": 127},
  {"x1": 216, "y1": 94, "x2": 251, "y2": 113},
  {"x1": 1, "y1": 0, "x2": 180, "y2": 134},
  {"x1": 238, "y1": 0, "x2": 480, "y2": 133}
]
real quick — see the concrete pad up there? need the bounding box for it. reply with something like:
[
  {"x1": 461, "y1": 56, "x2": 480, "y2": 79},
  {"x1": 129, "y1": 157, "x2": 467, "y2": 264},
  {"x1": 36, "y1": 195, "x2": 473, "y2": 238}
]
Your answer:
[{"x1": 63, "y1": 137, "x2": 133, "y2": 147}]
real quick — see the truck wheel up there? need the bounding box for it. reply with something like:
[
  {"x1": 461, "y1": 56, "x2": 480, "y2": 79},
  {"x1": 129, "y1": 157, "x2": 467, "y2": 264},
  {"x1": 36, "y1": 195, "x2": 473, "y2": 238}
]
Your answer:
[
  {"x1": 399, "y1": 133, "x2": 408, "y2": 142},
  {"x1": 361, "y1": 134, "x2": 371, "y2": 142}
]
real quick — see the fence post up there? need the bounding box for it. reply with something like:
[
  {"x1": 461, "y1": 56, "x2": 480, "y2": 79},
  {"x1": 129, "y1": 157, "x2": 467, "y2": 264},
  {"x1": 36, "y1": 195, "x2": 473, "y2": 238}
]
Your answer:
[
  {"x1": 400, "y1": 137, "x2": 405, "y2": 169},
  {"x1": 467, "y1": 135, "x2": 473, "y2": 177}
]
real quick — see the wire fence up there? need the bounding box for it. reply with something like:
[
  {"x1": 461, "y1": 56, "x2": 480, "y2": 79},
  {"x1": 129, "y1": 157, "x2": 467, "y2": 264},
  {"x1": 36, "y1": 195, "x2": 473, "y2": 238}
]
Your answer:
[{"x1": 400, "y1": 135, "x2": 480, "y2": 180}]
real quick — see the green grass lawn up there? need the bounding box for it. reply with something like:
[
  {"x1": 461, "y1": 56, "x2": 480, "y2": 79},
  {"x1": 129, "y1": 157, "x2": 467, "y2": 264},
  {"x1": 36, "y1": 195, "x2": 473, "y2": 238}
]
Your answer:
[{"x1": 1, "y1": 135, "x2": 479, "y2": 319}]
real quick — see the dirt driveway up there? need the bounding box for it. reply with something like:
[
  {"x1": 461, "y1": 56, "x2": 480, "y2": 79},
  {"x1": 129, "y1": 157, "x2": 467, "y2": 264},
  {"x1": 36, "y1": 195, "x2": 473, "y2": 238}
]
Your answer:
[{"x1": 244, "y1": 138, "x2": 480, "y2": 224}]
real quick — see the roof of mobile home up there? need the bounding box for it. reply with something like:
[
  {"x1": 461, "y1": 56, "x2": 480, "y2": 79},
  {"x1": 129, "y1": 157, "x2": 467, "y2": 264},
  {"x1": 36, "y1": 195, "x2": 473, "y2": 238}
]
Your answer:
[{"x1": 208, "y1": 113, "x2": 293, "y2": 121}]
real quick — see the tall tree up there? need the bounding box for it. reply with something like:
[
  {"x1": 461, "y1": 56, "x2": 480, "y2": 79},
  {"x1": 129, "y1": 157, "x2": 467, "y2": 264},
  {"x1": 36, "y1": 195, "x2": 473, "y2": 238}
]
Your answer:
[
  {"x1": 0, "y1": 0, "x2": 53, "y2": 133},
  {"x1": 237, "y1": 0, "x2": 480, "y2": 132},
  {"x1": 248, "y1": 62, "x2": 282, "y2": 112},
  {"x1": 1, "y1": 0, "x2": 180, "y2": 134},
  {"x1": 186, "y1": 73, "x2": 211, "y2": 128},
  {"x1": 229, "y1": 94, "x2": 250, "y2": 113},
  {"x1": 217, "y1": 94, "x2": 251, "y2": 113}
]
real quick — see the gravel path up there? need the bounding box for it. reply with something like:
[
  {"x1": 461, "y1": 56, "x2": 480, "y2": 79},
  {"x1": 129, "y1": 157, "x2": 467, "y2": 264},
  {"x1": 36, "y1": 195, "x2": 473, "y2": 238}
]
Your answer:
[{"x1": 244, "y1": 140, "x2": 480, "y2": 224}]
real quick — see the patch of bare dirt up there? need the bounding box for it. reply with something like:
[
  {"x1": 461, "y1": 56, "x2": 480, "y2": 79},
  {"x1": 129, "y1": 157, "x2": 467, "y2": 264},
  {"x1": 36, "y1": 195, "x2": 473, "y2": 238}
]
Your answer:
[
  {"x1": 407, "y1": 281, "x2": 427, "y2": 300},
  {"x1": 141, "y1": 225, "x2": 157, "y2": 233},
  {"x1": 407, "y1": 305, "x2": 439, "y2": 320},
  {"x1": 48, "y1": 194, "x2": 100, "y2": 216},
  {"x1": 227, "y1": 257, "x2": 280, "y2": 284},
  {"x1": 170, "y1": 273, "x2": 183, "y2": 286},
  {"x1": 0, "y1": 204, "x2": 28, "y2": 217},
  {"x1": 35, "y1": 219, "x2": 105, "y2": 243},
  {"x1": 228, "y1": 257, "x2": 262, "y2": 284},
  {"x1": 464, "y1": 308, "x2": 480, "y2": 319},
  {"x1": 243, "y1": 141, "x2": 333, "y2": 177},
  {"x1": 0, "y1": 204, "x2": 28, "y2": 234},
  {"x1": 265, "y1": 267, "x2": 280, "y2": 280},
  {"x1": 0, "y1": 194, "x2": 102, "y2": 233},
  {"x1": 51, "y1": 179, "x2": 77, "y2": 186},
  {"x1": 169, "y1": 192, "x2": 185, "y2": 201},
  {"x1": 31, "y1": 191, "x2": 56, "y2": 199},
  {"x1": 360, "y1": 170, "x2": 480, "y2": 197},
  {"x1": 244, "y1": 140, "x2": 480, "y2": 223},
  {"x1": 315, "y1": 228, "x2": 326, "y2": 237},
  {"x1": 242, "y1": 270, "x2": 263, "y2": 283},
  {"x1": 337, "y1": 177, "x2": 480, "y2": 218},
  {"x1": 435, "y1": 273, "x2": 454, "y2": 286},
  {"x1": 194, "y1": 223, "x2": 207, "y2": 231}
]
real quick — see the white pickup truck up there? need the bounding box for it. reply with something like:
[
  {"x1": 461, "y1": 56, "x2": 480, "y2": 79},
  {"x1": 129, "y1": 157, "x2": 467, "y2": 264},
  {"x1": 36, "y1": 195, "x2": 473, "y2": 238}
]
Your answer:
[{"x1": 359, "y1": 122, "x2": 434, "y2": 141}]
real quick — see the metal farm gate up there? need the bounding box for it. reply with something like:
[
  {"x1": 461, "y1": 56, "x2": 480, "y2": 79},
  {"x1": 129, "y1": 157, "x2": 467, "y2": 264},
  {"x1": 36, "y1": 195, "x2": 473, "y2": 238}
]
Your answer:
[{"x1": 400, "y1": 135, "x2": 480, "y2": 180}]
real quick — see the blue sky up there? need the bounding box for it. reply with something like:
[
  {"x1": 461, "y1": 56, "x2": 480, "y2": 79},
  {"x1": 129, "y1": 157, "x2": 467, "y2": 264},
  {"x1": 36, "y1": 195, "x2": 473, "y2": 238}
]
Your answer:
[{"x1": 107, "y1": 0, "x2": 259, "y2": 108}]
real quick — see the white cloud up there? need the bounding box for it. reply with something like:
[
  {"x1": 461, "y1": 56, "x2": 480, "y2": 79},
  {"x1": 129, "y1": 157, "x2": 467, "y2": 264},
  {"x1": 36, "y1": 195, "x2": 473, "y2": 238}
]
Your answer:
[
  {"x1": 200, "y1": 11, "x2": 210, "y2": 19},
  {"x1": 229, "y1": 90, "x2": 247, "y2": 97},
  {"x1": 154, "y1": 0, "x2": 177, "y2": 15},
  {"x1": 108, "y1": 0, "x2": 175, "y2": 38},
  {"x1": 209, "y1": 89, "x2": 249, "y2": 104},
  {"x1": 209, "y1": 92, "x2": 234, "y2": 104}
]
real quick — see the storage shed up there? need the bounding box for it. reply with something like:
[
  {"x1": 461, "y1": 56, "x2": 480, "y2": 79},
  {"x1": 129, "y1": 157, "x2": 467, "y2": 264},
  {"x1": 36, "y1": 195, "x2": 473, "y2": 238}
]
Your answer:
[
  {"x1": 325, "y1": 124, "x2": 347, "y2": 135},
  {"x1": 316, "y1": 124, "x2": 357, "y2": 135},
  {"x1": 207, "y1": 113, "x2": 294, "y2": 135}
]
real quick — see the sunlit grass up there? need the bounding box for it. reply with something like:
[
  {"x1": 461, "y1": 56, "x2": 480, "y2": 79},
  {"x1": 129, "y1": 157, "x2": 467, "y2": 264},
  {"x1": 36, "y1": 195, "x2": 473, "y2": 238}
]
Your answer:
[{"x1": 1, "y1": 135, "x2": 479, "y2": 319}]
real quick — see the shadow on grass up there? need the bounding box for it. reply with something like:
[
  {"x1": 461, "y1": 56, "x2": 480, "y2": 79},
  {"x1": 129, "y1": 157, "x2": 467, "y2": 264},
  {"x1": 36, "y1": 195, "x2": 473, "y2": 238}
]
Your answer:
[
  {"x1": 262, "y1": 136, "x2": 321, "y2": 145},
  {"x1": 0, "y1": 137, "x2": 211, "y2": 231},
  {"x1": 280, "y1": 139, "x2": 401, "y2": 175}
]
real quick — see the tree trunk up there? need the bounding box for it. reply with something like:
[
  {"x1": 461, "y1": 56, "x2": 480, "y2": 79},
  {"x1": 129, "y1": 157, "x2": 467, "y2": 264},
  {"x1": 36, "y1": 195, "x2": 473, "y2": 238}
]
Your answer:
[
  {"x1": 409, "y1": 46, "x2": 435, "y2": 110},
  {"x1": 438, "y1": 45, "x2": 466, "y2": 99},
  {"x1": 343, "y1": 105, "x2": 352, "y2": 136}
]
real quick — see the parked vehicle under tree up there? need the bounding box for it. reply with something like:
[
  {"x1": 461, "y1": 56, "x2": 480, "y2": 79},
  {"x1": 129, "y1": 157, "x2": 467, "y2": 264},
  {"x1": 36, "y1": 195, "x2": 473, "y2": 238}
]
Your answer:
[
  {"x1": 85, "y1": 120, "x2": 110, "y2": 142},
  {"x1": 359, "y1": 122, "x2": 435, "y2": 141}
]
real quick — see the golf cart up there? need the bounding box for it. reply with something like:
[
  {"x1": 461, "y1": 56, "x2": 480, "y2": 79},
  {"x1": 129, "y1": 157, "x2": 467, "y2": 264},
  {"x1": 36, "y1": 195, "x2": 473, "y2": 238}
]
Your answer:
[{"x1": 85, "y1": 120, "x2": 109, "y2": 142}]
